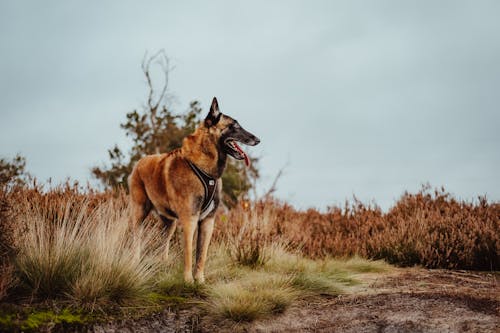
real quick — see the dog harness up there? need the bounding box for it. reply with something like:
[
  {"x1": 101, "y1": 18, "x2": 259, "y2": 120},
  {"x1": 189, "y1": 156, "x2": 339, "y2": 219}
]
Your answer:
[{"x1": 187, "y1": 160, "x2": 218, "y2": 219}]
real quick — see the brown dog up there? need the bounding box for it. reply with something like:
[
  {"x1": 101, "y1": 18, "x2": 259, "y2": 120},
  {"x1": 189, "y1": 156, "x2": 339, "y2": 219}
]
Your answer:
[{"x1": 128, "y1": 97, "x2": 260, "y2": 283}]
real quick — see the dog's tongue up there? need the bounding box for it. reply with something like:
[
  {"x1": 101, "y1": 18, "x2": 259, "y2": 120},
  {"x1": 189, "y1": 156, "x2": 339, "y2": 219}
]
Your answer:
[{"x1": 233, "y1": 142, "x2": 250, "y2": 167}]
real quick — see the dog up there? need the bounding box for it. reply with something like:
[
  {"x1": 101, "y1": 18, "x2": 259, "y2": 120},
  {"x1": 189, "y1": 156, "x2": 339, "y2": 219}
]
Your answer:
[{"x1": 128, "y1": 97, "x2": 260, "y2": 283}]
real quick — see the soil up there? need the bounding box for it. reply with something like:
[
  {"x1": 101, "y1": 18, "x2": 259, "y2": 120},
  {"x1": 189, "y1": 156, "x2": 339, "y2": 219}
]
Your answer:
[{"x1": 90, "y1": 268, "x2": 499, "y2": 333}]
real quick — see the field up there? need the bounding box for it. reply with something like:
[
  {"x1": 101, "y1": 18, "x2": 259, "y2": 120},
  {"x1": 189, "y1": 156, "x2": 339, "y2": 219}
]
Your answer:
[{"x1": 0, "y1": 184, "x2": 498, "y2": 332}]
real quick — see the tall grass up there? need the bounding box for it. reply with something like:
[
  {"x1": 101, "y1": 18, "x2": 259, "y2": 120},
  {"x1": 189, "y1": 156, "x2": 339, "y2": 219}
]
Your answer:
[
  {"x1": 11, "y1": 190, "x2": 164, "y2": 305},
  {"x1": 225, "y1": 202, "x2": 278, "y2": 268}
]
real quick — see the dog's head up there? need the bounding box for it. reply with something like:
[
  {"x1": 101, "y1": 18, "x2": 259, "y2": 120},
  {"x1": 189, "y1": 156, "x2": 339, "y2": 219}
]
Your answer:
[{"x1": 204, "y1": 97, "x2": 260, "y2": 166}]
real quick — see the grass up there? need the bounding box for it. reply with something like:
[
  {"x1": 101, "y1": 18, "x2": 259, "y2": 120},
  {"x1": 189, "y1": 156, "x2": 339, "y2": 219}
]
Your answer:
[
  {"x1": 0, "y1": 184, "x2": 393, "y2": 325},
  {"x1": 207, "y1": 273, "x2": 297, "y2": 321},
  {"x1": 13, "y1": 196, "x2": 165, "y2": 306},
  {"x1": 22, "y1": 309, "x2": 85, "y2": 331},
  {"x1": 201, "y1": 243, "x2": 388, "y2": 321},
  {"x1": 149, "y1": 241, "x2": 390, "y2": 322}
]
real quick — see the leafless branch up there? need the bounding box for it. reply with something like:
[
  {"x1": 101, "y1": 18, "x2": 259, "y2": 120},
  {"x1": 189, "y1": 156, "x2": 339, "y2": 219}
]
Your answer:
[
  {"x1": 141, "y1": 49, "x2": 171, "y2": 111},
  {"x1": 141, "y1": 50, "x2": 172, "y2": 154},
  {"x1": 263, "y1": 163, "x2": 288, "y2": 200}
]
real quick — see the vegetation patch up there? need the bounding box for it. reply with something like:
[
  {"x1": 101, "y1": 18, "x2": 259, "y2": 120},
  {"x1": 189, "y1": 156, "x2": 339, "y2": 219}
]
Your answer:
[
  {"x1": 12, "y1": 197, "x2": 164, "y2": 306},
  {"x1": 9, "y1": 182, "x2": 497, "y2": 326},
  {"x1": 207, "y1": 271, "x2": 297, "y2": 322},
  {"x1": 0, "y1": 308, "x2": 87, "y2": 332}
]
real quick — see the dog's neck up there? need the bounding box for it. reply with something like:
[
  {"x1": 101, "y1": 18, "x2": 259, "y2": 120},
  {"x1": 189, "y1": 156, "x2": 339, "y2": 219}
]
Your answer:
[{"x1": 181, "y1": 127, "x2": 227, "y2": 179}]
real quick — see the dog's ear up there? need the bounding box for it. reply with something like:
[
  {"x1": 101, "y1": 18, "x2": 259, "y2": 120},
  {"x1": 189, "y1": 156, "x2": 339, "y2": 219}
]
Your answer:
[{"x1": 204, "y1": 97, "x2": 221, "y2": 127}]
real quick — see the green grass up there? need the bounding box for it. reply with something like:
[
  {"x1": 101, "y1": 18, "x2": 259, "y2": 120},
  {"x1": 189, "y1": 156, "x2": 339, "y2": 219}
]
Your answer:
[
  {"x1": 200, "y1": 243, "x2": 391, "y2": 322},
  {"x1": 22, "y1": 309, "x2": 85, "y2": 331},
  {"x1": 0, "y1": 308, "x2": 86, "y2": 332},
  {"x1": 207, "y1": 271, "x2": 297, "y2": 321}
]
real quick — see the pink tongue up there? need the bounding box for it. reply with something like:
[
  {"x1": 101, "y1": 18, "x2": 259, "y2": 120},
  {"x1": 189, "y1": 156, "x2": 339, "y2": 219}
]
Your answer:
[{"x1": 233, "y1": 142, "x2": 250, "y2": 167}]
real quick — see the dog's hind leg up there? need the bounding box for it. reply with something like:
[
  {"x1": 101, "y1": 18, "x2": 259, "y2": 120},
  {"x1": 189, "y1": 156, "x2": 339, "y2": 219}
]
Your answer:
[
  {"x1": 128, "y1": 172, "x2": 152, "y2": 228},
  {"x1": 194, "y1": 216, "x2": 215, "y2": 283},
  {"x1": 159, "y1": 215, "x2": 177, "y2": 261}
]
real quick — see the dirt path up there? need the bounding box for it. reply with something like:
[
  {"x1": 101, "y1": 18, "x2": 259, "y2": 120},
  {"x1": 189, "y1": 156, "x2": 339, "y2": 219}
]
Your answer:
[{"x1": 92, "y1": 269, "x2": 499, "y2": 333}]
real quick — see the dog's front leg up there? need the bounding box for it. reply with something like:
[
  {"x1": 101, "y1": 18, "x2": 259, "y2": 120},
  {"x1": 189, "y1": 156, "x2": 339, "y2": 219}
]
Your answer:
[
  {"x1": 181, "y1": 214, "x2": 199, "y2": 283},
  {"x1": 194, "y1": 216, "x2": 215, "y2": 283}
]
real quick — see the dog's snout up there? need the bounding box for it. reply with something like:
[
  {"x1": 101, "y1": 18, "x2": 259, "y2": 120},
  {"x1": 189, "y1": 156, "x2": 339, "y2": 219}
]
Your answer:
[{"x1": 253, "y1": 137, "x2": 261, "y2": 145}]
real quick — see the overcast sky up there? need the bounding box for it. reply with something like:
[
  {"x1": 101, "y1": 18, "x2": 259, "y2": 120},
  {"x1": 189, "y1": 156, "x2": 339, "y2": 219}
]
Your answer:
[{"x1": 1, "y1": 1, "x2": 499, "y2": 210}]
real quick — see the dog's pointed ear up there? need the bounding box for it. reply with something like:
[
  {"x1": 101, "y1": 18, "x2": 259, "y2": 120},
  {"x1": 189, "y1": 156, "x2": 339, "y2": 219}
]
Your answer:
[{"x1": 205, "y1": 97, "x2": 221, "y2": 127}]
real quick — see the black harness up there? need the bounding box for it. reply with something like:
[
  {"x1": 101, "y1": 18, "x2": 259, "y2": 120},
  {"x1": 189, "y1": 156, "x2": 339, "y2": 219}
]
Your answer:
[{"x1": 186, "y1": 160, "x2": 218, "y2": 216}]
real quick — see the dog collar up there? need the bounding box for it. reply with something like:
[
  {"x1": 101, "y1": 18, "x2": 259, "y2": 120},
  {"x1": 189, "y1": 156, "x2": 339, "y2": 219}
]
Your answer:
[{"x1": 186, "y1": 160, "x2": 217, "y2": 216}]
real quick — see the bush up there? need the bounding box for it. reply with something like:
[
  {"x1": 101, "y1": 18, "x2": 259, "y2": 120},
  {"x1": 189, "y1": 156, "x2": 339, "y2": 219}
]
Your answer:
[{"x1": 215, "y1": 186, "x2": 499, "y2": 270}]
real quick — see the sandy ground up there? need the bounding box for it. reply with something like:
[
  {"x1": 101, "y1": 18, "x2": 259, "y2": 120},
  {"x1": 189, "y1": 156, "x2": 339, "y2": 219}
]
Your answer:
[{"x1": 91, "y1": 268, "x2": 499, "y2": 333}]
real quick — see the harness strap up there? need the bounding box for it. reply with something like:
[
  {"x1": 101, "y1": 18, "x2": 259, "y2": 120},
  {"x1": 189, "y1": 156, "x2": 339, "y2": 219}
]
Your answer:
[{"x1": 186, "y1": 160, "x2": 217, "y2": 215}]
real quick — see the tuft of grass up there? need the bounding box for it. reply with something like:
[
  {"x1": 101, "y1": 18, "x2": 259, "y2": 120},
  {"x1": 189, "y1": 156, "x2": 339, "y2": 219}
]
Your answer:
[
  {"x1": 207, "y1": 271, "x2": 297, "y2": 322},
  {"x1": 226, "y1": 203, "x2": 277, "y2": 268},
  {"x1": 15, "y1": 200, "x2": 91, "y2": 298},
  {"x1": 205, "y1": 243, "x2": 383, "y2": 322},
  {"x1": 155, "y1": 249, "x2": 207, "y2": 298},
  {"x1": 14, "y1": 197, "x2": 164, "y2": 306}
]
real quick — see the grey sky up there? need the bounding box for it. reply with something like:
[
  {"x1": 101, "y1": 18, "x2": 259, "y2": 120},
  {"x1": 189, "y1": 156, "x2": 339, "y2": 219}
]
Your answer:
[{"x1": 1, "y1": 1, "x2": 499, "y2": 210}]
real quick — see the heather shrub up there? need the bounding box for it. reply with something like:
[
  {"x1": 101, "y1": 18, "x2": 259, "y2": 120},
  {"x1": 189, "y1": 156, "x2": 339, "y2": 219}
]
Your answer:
[
  {"x1": 369, "y1": 188, "x2": 499, "y2": 269},
  {"x1": 216, "y1": 186, "x2": 498, "y2": 270}
]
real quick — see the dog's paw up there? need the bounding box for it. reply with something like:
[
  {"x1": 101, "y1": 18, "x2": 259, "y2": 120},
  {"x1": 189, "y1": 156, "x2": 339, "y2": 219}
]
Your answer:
[
  {"x1": 183, "y1": 273, "x2": 194, "y2": 284},
  {"x1": 194, "y1": 274, "x2": 205, "y2": 284}
]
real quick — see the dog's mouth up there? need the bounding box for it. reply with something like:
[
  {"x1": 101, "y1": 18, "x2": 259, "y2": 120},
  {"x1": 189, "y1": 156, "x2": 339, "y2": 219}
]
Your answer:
[{"x1": 225, "y1": 139, "x2": 250, "y2": 166}]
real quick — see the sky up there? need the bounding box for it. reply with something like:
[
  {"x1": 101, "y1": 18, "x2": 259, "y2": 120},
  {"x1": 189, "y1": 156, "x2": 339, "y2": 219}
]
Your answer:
[{"x1": 1, "y1": 1, "x2": 499, "y2": 210}]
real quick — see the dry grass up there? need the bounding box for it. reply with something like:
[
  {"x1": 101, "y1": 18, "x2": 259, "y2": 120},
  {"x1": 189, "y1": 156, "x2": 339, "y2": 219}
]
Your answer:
[
  {"x1": 0, "y1": 263, "x2": 15, "y2": 301},
  {"x1": 207, "y1": 271, "x2": 297, "y2": 321},
  {"x1": 9, "y1": 186, "x2": 164, "y2": 306},
  {"x1": 0, "y1": 182, "x2": 496, "y2": 325},
  {"x1": 225, "y1": 202, "x2": 278, "y2": 268}
]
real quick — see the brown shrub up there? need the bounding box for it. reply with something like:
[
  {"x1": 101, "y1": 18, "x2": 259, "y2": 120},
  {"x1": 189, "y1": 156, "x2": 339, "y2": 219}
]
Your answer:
[{"x1": 216, "y1": 186, "x2": 499, "y2": 270}]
